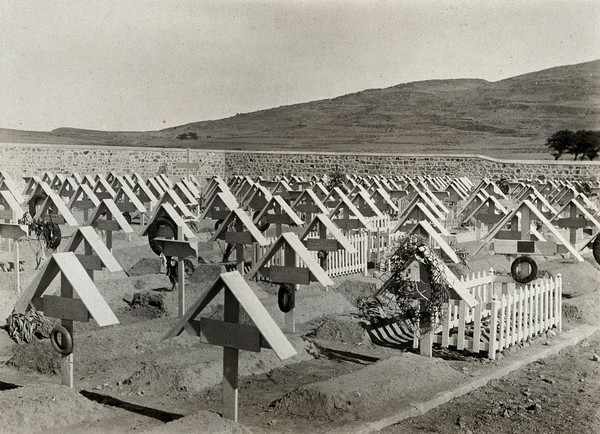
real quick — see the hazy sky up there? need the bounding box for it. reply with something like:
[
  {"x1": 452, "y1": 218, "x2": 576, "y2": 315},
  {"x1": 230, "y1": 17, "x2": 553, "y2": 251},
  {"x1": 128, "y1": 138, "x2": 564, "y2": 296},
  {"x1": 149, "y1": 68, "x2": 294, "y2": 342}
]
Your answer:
[{"x1": 2, "y1": 0, "x2": 599, "y2": 132}]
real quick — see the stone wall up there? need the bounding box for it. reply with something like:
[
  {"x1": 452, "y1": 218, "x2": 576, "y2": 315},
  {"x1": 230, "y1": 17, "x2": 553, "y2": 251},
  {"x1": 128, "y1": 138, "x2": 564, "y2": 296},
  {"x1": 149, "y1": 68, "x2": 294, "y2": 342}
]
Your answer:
[
  {"x1": 1, "y1": 143, "x2": 599, "y2": 183},
  {"x1": 225, "y1": 150, "x2": 600, "y2": 180},
  {"x1": 0, "y1": 143, "x2": 226, "y2": 183}
]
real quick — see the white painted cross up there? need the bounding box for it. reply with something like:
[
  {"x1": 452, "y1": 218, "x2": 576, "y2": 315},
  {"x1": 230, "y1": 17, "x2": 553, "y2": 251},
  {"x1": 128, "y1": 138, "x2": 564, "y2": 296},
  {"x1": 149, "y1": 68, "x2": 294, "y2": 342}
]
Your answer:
[{"x1": 176, "y1": 148, "x2": 200, "y2": 180}]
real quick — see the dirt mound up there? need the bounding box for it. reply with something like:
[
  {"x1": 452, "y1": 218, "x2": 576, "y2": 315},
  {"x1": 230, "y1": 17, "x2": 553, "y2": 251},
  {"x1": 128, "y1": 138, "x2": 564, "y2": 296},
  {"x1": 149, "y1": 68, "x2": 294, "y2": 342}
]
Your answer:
[
  {"x1": 121, "y1": 361, "x2": 191, "y2": 396},
  {"x1": 112, "y1": 244, "x2": 157, "y2": 272},
  {"x1": 306, "y1": 314, "x2": 368, "y2": 345},
  {"x1": 0, "y1": 383, "x2": 113, "y2": 432},
  {"x1": 128, "y1": 257, "x2": 161, "y2": 276},
  {"x1": 188, "y1": 263, "x2": 223, "y2": 284},
  {"x1": 119, "y1": 291, "x2": 167, "y2": 323},
  {"x1": 6, "y1": 339, "x2": 60, "y2": 374},
  {"x1": 273, "y1": 353, "x2": 467, "y2": 422},
  {"x1": 563, "y1": 288, "x2": 600, "y2": 325},
  {"x1": 547, "y1": 259, "x2": 600, "y2": 298},
  {"x1": 196, "y1": 241, "x2": 225, "y2": 264},
  {"x1": 144, "y1": 409, "x2": 252, "y2": 434},
  {"x1": 585, "y1": 255, "x2": 600, "y2": 272},
  {"x1": 459, "y1": 253, "x2": 511, "y2": 276},
  {"x1": 334, "y1": 278, "x2": 379, "y2": 307},
  {"x1": 130, "y1": 292, "x2": 166, "y2": 311}
]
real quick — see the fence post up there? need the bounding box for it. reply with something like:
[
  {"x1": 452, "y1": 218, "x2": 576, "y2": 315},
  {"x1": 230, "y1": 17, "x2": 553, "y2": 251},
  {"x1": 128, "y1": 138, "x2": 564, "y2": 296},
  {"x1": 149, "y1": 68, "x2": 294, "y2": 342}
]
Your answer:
[
  {"x1": 488, "y1": 299, "x2": 499, "y2": 360},
  {"x1": 549, "y1": 276, "x2": 554, "y2": 327},
  {"x1": 457, "y1": 300, "x2": 467, "y2": 351},
  {"x1": 441, "y1": 303, "x2": 451, "y2": 349},
  {"x1": 498, "y1": 294, "x2": 506, "y2": 351},
  {"x1": 376, "y1": 226, "x2": 381, "y2": 269},
  {"x1": 511, "y1": 288, "x2": 518, "y2": 346},
  {"x1": 523, "y1": 287, "x2": 530, "y2": 341},
  {"x1": 362, "y1": 232, "x2": 368, "y2": 277},
  {"x1": 535, "y1": 282, "x2": 542, "y2": 335},
  {"x1": 488, "y1": 268, "x2": 495, "y2": 301},
  {"x1": 557, "y1": 274, "x2": 562, "y2": 332},
  {"x1": 544, "y1": 278, "x2": 550, "y2": 331},
  {"x1": 472, "y1": 300, "x2": 482, "y2": 354}
]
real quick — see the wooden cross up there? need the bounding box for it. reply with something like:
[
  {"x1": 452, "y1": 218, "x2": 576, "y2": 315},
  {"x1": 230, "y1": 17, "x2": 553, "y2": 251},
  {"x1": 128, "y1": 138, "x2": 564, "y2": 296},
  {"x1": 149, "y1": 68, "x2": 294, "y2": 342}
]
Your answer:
[
  {"x1": 164, "y1": 271, "x2": 296, "y2": 422},
  {"x1": 141, "y1": 204, "x2": 197, "y2": 316},
  {"x1": 176, "y1": 148, "x2": 200, "y2": 180},
  {"x1": 15, "y1": 252, "x2": 119, "y2": 388},
  {"x1": 246, "y1": 232, "x2": 333, "y2": 333},
  {"x1": 85, "y1": 199, "x2": 132, "y2": 251},
  {"x1": 0, "y1": 223, "x2": 28, "y2": 292},
  {"x1": 0, "y1": 190, "x2": 24, "y2": 253}
]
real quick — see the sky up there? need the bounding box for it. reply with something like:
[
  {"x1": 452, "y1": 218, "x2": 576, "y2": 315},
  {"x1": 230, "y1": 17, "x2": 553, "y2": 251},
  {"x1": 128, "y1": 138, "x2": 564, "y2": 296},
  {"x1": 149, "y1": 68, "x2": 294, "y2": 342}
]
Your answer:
[{"x1": 1, "y1": 0, "x2": 599, "y2": 132}]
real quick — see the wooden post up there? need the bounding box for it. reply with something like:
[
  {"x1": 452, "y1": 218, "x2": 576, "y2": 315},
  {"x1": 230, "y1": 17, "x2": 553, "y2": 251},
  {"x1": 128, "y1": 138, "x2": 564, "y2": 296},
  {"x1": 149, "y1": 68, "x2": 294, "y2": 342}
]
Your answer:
[
  {"x1": 568, "y1": 203, "x2": 577, "y2": 245},
  {"x1": 222, "y1": 288, "x2": 240, "y2": 422},
  {"x1": 557, "y1": 273, "x2": 562, "y2": 332},
  {"x1": 284, "y1": 242, "x2": 296, "y2": 334},
  {"x1": 521, "y1": 207, "x2": 531, "y2": 240},
  {"x1": 85, "y1": 241, "x2": 94, "y2": 280},
  {"x1": 472, "y1": 301, "x2": 482, "y2": 353},
  {"x1": 105, "y1": 210, "x2": 113, "y2": 251},
  {"x1": 319, "y1": 223, "x2": 328, "y2": 274},
  {"x1": 457, "y1": 300, "x2": 467, "y2": 351},
  {"x1": 420, "y1": 331, "x2": 433, "y2": 357},
  {"x1": 15, "y1": 240, "x2": 20, "y2": 293},
  {"x1": 364, "y1": 230, "x2": 370, "y2": 277},
  {"x1": 177, "y1": 225, "x2": 185, "y2": 317},
  {"x1": 60, "y1": 273, "x2": 74, "y2": 388},
  {"x1": 235, "y1": 219, "x2": 244, "y2": 276},
  {"x1": 488, "y1": 299, "x2": 499, "y2": 360},
  {"x1": 376, "y1": 226, "x2": 381, "y2": 269}
]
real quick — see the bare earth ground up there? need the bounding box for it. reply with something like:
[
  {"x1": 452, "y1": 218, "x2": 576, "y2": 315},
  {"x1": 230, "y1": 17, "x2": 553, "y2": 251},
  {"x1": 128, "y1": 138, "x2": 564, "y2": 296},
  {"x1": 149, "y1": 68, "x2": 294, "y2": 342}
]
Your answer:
[{"x1": 0, "y1": 215, "x2": 599, "y2": 433}]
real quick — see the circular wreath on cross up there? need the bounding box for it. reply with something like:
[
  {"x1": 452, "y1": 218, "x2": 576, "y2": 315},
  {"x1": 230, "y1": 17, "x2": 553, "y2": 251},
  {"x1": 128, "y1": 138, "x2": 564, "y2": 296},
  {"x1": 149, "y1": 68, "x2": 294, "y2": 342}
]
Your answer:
[
  {"x1": 147, "y1": 216, "x2": 177, "y2": 256},
  {"x1": 361, "y1": 234, "x2": 451, "y2": 335}
]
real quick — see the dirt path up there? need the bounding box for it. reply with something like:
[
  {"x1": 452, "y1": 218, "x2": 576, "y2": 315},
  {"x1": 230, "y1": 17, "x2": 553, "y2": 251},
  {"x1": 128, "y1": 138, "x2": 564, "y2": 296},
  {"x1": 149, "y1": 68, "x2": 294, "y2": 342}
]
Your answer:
[{"x1": 381, "y1": 331, "x2": 600, "y2": 434}]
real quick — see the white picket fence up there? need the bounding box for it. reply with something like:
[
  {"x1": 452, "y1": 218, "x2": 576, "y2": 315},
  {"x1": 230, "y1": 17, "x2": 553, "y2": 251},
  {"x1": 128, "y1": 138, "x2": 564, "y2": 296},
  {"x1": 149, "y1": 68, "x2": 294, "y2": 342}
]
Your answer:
[
  {"x1": 417, "y1": 270, "x2": 562, "y2": 359},
  {"x1": 254, "y1": 232, "x2": 370, "y2": 278},
  {"x1": 251, "y1": 223, "x2": 461, "y2": 280}
]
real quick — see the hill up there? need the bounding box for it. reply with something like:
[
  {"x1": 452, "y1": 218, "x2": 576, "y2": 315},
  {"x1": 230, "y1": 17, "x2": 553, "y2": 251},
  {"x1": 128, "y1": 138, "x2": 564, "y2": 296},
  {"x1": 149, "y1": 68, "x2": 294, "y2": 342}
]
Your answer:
[{"x1": 1, "y1": 59, "x2": 599, "y2": 159}]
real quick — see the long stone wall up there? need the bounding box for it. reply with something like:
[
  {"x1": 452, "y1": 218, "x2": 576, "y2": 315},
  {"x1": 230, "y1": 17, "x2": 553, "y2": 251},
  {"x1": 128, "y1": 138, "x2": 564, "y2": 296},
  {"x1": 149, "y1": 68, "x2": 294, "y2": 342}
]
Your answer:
[
  {"x1": 0, "y1": 143, "x2": 226, "y2": 182},
  {"x1": 225, "y1": 150, "x2": 600, "y2": 180},
  {"x1": 1, "y1": 143, "x2": 599, "y2": 183}
]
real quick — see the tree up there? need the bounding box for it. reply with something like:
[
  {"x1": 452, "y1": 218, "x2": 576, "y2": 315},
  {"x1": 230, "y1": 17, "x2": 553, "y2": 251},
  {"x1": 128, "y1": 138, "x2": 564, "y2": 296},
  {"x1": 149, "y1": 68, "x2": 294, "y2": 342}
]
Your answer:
[
  {"x1": 546, "y1": 130, "x2": 574, "y2": 160},
  {"x1": 176, "y1": 131, "x2": 198, "y2": 140},
  {"x1": 545, "y1": 129, "x2": 600, "y2": 161},
  {"x1": 573, "y1": 130, "x2": 600, "y2": 161}
]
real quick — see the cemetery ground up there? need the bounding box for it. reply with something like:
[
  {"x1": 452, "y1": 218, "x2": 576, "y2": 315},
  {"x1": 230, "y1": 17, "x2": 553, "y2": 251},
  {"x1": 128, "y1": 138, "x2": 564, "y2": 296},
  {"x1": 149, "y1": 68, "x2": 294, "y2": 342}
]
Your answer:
[{"x1": 0, "y1": 216, "x2": 599, "y2": 433}]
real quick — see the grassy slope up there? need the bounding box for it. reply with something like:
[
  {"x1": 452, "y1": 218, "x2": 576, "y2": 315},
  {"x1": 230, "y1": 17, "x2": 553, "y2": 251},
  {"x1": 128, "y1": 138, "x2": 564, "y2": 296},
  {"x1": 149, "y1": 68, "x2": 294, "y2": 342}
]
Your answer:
[{"x1": 1, "y1": 60, "x2": 599, "y2": 159}]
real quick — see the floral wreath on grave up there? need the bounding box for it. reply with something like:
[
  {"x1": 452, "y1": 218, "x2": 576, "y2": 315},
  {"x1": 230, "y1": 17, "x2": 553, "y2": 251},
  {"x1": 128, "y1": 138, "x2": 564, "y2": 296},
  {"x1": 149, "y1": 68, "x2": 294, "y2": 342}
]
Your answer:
[
  {"x1": 357, "y1": 234, "x2": 450, "y2": 335},
  {"x1": 6, "y1": 309, "x2": 54, "y2": 344},
  {"x1": 326, "y1": 166, "x2": 349, "y2": 194},
  {"x1": 18, "y1": 212, "x2": 61, "y2": 269},
  {"x1": 495, "y1": 175, "x2": 510, "y2": 195}
]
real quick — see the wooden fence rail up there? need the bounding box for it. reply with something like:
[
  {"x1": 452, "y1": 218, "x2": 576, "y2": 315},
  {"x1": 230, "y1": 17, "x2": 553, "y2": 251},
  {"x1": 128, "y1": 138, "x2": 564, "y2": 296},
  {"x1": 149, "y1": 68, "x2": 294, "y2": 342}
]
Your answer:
[{"x1": 417, "y1": 270, "x2": 562, "y2": 359}]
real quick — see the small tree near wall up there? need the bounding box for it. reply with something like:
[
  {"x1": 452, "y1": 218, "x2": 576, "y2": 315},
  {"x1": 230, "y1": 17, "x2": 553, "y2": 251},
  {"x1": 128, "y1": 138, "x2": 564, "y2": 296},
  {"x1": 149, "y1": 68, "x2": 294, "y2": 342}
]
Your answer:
[{"x1": 546, "y1": 129, "x2": 600, "y2": 161}]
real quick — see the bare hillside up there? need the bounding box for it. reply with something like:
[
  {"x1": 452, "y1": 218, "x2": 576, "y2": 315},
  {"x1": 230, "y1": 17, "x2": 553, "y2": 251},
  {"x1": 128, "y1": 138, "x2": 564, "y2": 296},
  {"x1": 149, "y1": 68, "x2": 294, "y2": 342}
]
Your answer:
[{"x1": 1, "y1": 60, "x2": 599, "y2": 159}]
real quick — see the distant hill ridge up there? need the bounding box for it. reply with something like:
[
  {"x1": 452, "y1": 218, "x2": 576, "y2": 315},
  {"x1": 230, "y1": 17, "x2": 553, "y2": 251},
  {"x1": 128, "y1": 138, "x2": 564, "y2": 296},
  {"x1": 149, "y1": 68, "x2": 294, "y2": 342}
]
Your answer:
[{"x1": 1, "y1": 59, "x2": 599, "y2": 159}]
